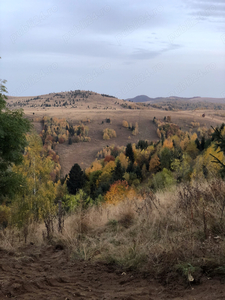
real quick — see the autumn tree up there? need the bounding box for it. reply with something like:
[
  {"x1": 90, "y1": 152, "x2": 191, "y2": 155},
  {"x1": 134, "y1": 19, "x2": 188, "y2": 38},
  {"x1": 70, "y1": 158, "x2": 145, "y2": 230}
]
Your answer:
[
  {"x1": 191, "y1": 144, "x2": 224, "y2": 181},
  {"x1": 12, "y1": 134, "x2": 62, "y2": 239},
  {"x1": 85, "y1": 160, "x2": 102, "y2": 176},
  {"x1": 149, "y1": 154, "x2": 160, "y2": 173},
  {"x1": 160, "y1": 147, "x2": 173, "y2": 170},
  {"x1": 150, "y1": 168, "x2": 176, "y2": 191},
  {"x1": 211, "y1": 123, "x2": 225, "y2": 175},
  {"x1": 185, "y1": 141, "x2": 199, "y2": 159},
  {"x1": 104, "y1": 180, "x2": 136, "y2": 204},
  {"x1": 117, "y1": 152, "x2": 129, "y2": 170},
  {"x1": 163, "y1": 138, "x2": 173, "y2": 149},
  {"x1": 122, "y1": 120, "x2": 129, "y2": 128}
]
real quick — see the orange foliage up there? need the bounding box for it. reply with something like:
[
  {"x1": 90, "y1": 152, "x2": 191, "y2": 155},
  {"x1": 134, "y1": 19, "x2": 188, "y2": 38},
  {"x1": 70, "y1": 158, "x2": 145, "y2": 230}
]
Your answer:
[
  {"x1": 104, "y1": 180, "x2": 137, "y2": 205},
  {"x1": 104, "y1": 155, "x2": 115, "y2": 163},
  {"x1": 149, "y1": 155, "x2": 160, "y2": 172},
  {"x1": 122, "y1": 120, "x2": 129, "y2": 128},
  {"x1": 163, "y1": 139, "x2": 173, "y2": 149}
]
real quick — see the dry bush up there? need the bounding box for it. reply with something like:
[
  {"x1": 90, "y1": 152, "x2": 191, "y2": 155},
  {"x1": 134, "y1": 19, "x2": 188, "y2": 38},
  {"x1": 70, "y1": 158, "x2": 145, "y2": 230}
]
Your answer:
[
  {"x1": 71, "y1": 136, "x2": 80, "y2": 143},
  {"x1": 103, "y1": 132, "x2": 110, "y2": 140},
  {"x1": 132, "y1": 127, "x2": 139, "y2": 136},
  {"x1": 103, "y1": 128, "x2": 117, "y2": 140},
  {"x1": 122, "y1": 120, "x2": 129, "y2": 128},
  {"x1": 0, "y1": 222, "x2": 45, "y2": 252},
  {"x1": 191, "y1": 121, "x2": 200, "y2": 128}
]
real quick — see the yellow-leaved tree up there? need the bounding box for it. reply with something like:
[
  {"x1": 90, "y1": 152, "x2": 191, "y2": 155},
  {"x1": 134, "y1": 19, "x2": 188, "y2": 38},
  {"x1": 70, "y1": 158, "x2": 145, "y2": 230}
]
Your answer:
[
  {"x1": 191, "y1": 144, "x2": 225, "y2": 181},
  {"x1": 97, "y1": 161, "x2": 116, "y2": 187},
  {"x1": 85, "y1": 160, "x2": 102, "y2": 176},
  {"x1": 12, "y1": 133, "x2": 62, "y2": 240},
  {"x1": 104, "y1": 180, "x2": 137, "y2": 205},
  {"x1": 117, "y1": 152, "x2": 129, "y2": 170}
]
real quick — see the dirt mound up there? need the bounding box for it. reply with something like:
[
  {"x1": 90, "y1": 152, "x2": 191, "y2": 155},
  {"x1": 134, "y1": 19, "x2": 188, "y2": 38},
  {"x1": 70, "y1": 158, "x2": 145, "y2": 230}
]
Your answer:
[{"x1": 0, "y1": 245, "x2": 224, "y2": 299}]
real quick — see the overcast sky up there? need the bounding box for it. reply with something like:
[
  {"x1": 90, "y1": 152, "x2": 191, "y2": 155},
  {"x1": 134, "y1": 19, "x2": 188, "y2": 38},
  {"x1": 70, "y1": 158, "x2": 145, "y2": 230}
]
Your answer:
[{"x1": 0, "y1": 0, "x2": 224, "y2": 99}]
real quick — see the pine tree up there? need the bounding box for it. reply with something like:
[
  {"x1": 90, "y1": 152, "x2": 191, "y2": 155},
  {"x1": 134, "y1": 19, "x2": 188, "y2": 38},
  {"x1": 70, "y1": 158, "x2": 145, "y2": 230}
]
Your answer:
[
  {"x1": 136, "y1": 140, "x2": 148, "y2": 150},
  {"x1": 134, "y1": 165, "x2": 142, "y2": 179},
  {"x1": 67, "y1": 163, "x2": 85, "y2": 195},
  {"x1": 126, "y1": 161, "x2": 134, "y2": 173},
  {"x1": 113, "y1": 160, "x2": 124, "y2": 181},
  {"x1": 125, "y1": 143, "x2": 134, "y2": 163}
]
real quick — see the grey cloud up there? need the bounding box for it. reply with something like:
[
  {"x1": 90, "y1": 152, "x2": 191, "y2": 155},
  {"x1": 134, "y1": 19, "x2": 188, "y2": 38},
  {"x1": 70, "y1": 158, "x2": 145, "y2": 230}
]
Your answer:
[
  {"x1": 186, "y1": 0, "x2": 225, "y2": 19},
  {"x1": 130, "y1": 43, "x2": 182, "y2": 60},
  {"x1": 1, "y1": 0, "x2": 224, "y2": 98}
]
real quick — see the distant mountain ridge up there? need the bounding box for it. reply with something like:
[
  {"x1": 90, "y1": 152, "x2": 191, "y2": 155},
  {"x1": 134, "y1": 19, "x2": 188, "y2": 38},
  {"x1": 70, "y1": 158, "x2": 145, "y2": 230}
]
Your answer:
[{"x1": 126, "y1": 95, "x2": 225, "y2": 104}]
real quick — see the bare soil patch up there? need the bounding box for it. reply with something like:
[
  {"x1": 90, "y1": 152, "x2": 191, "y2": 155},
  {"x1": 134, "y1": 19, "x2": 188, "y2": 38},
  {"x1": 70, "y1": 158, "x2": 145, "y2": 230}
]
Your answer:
[{"x1": 0, "y1": 245, "x2": 224, "y2": 299}]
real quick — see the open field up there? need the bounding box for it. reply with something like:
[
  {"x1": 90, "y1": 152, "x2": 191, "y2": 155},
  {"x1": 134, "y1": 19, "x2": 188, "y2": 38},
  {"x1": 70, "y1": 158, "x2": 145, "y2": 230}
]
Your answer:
[{"x1": 7, "y1": 90, "x2": 225, "y2": 176}]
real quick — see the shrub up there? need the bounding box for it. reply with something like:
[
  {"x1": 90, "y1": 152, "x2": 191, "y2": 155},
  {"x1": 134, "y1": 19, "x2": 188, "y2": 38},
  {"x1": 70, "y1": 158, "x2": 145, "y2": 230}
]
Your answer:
[
  {"x1": 150, "y1": 168, "x2": 176, "y2": 191},
  {"x1": 58, "y1": 136, "x2": 65, "y2": 144},
  {"x1": 122, "y1": 120, "x2": 129, "y2": 128},
  {"x1": 103, "y1": 128, "x2": 117, "y2": 140},
  {"x1": 132, "y1": 128, "x2": 139, "y2": 136},
  {"x1": 103, "y1": 132, "x2": 110, "y2": 140},
  {"x1": 72, "y1": 136, "x2": 80, "y2": 143}
]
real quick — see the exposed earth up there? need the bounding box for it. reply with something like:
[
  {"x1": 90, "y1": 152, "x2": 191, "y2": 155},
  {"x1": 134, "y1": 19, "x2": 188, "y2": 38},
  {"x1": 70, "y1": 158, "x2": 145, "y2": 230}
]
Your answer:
[{"x1": 0, "y1": 245, "x2": 225, "y2": 299}]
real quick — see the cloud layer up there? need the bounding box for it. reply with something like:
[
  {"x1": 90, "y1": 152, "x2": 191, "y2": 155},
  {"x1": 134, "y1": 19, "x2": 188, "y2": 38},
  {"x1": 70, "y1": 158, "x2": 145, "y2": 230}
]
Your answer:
[{"x1": 0, "y1": 0, "x2": 224, "y2": 98}]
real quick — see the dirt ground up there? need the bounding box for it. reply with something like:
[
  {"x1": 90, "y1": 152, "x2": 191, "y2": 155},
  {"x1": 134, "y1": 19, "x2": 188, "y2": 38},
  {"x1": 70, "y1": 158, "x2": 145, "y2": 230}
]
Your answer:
[{"x1": 0, "y1": 245, "x2": 225, "y2": 300}]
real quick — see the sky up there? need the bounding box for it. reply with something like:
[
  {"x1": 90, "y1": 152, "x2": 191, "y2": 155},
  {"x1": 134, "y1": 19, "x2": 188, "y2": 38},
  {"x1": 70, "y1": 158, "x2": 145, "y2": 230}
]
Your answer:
[{"x1": 0, "y1": 0, "x2": 225, "y2": 99}]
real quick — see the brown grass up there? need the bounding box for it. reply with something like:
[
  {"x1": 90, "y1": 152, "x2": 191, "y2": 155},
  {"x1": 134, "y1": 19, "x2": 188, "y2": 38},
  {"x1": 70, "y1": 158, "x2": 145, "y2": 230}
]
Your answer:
[{"x1": 2, "y1": 179, "x2": 225, "y2": 282}]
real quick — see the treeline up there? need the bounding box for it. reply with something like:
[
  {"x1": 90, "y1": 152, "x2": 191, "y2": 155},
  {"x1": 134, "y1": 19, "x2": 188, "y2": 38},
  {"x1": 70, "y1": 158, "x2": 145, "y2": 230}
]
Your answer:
[{"x1": 147, "y1": 100, "x2": 225, "y2": 111}]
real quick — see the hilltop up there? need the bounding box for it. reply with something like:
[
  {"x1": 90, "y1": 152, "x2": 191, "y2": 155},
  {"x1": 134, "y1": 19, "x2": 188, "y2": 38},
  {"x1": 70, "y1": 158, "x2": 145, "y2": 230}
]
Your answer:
[{"x1": 7, "y1": 90, "x2": 140, "y2": 111}]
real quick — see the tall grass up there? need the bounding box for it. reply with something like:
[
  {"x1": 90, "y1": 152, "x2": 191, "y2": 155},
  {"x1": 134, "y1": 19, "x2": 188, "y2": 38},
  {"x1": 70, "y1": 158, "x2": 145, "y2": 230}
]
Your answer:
[{"x1": 1, "y1": 179, "x2": 225, "y2": 282}]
